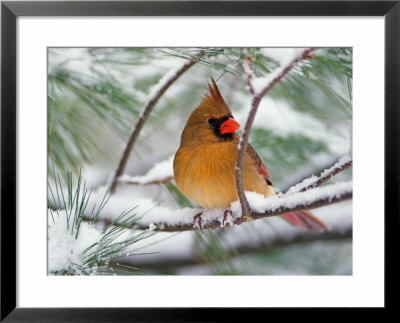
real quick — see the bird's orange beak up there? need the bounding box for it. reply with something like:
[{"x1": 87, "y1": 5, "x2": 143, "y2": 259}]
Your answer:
[{"x1": 220, "y1": 118, "x2": 240, "y2": 135}]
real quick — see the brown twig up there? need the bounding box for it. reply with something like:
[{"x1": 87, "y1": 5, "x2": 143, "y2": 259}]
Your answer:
[
  {"x1": 109, "y1": 57, "x2": 200, "y2": 193},
  {"x1": 245, "y1": 55, "x2": 255, "y2": 95},
  {"x1": 283, "y1": 155, "x2": 353, "y2": 195},
  {"x1": 236, "y1": 48, "x2": 316, "y2": 219},
  {"x1": 281, "y1": 156, "x2": 351, "y2": 193},
  {"x1": 299, "y1": 156, "x2": 352, "y2": 192}
]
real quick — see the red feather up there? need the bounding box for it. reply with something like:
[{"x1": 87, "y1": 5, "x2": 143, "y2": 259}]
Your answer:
[
  {"x1": 258, "y1": 162, "x2": 270, "y2": 180},
  {"x1": 281, "y1": 210, "x2": 331, "y2": 232},
  {"x1": 246, "y1": 144, "x2": 272, "y2": 185}
]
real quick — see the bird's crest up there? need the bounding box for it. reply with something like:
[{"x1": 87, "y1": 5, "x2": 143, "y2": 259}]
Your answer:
[
  {"x1": 207, "y1": 77, "x2": 226, "y2": 106},
  {"x1": 195, "y1": 77, "x2": 231, "y2": 117}
]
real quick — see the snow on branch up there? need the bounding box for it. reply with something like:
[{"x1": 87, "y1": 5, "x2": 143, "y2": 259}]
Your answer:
[
  {"x1": 286, "y1": 154, "x2": 353, "y2": 194},
  {"x1": 130, "y1": 181, "x2": 352, "y2": 232},
  {"x1": 118, "y1": 155, "x2": 174, "y2": 186},
  {"x1": 109, "y1": 55, "x2": 202, "y2": 193},
  {"x1": 234, "y1": 182, "x2": 352, "y2": 219},
  {"x1": 236, "y1": 48, "x2": 316, "y2": 219}
]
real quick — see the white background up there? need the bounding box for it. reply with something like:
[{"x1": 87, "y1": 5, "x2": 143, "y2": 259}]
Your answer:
[{"x1": 17, "y1": 17, "x2": 384, "y2": 307}]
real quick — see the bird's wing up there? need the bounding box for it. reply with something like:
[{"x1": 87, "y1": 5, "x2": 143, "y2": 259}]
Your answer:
[
  {"x1": 246, "y1": 145, "x2": 330, "y2": 232},
  {"x1": 246, "y1": 144, "x2": 273, "y2": 185}
]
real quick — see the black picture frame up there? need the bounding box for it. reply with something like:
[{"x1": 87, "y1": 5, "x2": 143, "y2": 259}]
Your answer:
[{"x1": 1, "y1": 1, "x2": 398, "y2": 321}]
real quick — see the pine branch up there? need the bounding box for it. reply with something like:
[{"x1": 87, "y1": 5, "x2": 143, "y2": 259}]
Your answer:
[
  {"x1": 109, "y1": 55, "x2": 201, "y2": 193},
  {"x1": 236, "y1": 48, "x2": 316, "y2": 219},
  {"x1": 142, "y1": 186, "x2": 351, "y2": 232},
  {"x1": 112, "y1": 226, "x2": 352, "y2": 269},
  {"x1": 93, "y1": 184, "x2": 351, "y2": 232},
  {"x1": 48, "y1": 169, "x2": 157, "y2": 275}
]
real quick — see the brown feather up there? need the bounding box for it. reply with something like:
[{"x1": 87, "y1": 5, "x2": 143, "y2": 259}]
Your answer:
[{"x1": 208, "y1": 77, "x2": 226, "y2": 105}]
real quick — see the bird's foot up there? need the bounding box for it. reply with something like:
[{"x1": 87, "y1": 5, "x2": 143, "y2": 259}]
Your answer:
[
  {"x1": 194, "y1": 212, "x2": 204, "y2": 233},
  {"x1": 222, "y1": 209, "x2": 234, "y2": 227}
]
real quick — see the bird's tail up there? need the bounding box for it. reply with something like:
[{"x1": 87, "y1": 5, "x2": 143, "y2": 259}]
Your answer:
[{"x1": 281, "y1": 210, "x2": 330, "y2": 232}]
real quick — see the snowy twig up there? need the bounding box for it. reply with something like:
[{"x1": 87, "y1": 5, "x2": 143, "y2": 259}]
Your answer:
[
  {"x1": 109, "y1": 55, "x2": 202, "y2": 193},
  {"x1": 236, "y1": 48, "x2": 316, "y2": 219},
  {"x1": 94, "y1": 181, "x2": 351, "y2": 232},
  {"x1": 88, "y1": 186, "x2": 351, "y2": 232},
  {"x1": 308, "y1": 155, "x2": 353, "y2": 190},
  {"x1": 119, "y1": 176, "x2": 174, "y2": 186},
  {"x1": 153, "y1": 188, "x2": 350, "y2": 232},
  {"x1": 117, "y1": 155, "x2": 174, "y2": 186},
  {"x1": 286, "y1": 154, "x2": 353, "y2": 194}
]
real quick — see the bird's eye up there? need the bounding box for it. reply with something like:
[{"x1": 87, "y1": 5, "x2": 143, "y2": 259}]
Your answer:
[{"x1": 208, "y1": 118, "x2": 217, "y2": 125}]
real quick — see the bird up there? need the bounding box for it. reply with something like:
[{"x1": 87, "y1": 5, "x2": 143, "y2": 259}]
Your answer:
[{"x1": 173, "y1": 78, "x2": 329, "y2": 232}]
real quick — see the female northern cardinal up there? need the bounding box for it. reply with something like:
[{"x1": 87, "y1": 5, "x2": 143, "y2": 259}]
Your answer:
[{"x1": 173, "y1": 78, "x2": 329, "y2": 232}]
